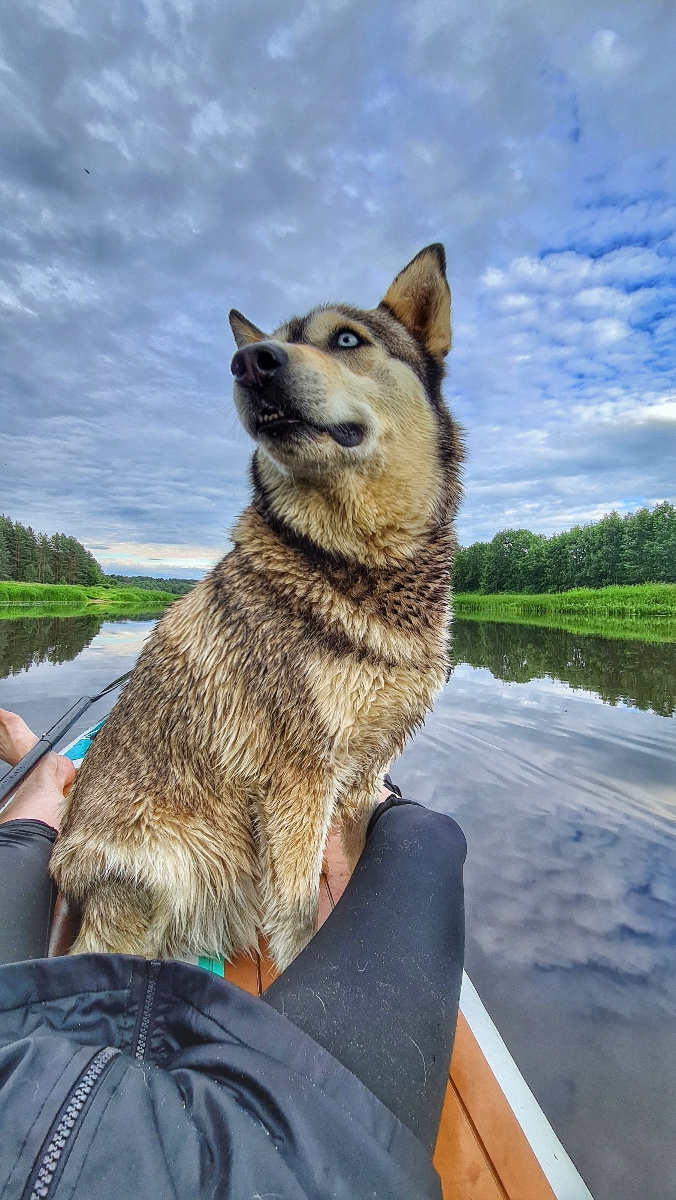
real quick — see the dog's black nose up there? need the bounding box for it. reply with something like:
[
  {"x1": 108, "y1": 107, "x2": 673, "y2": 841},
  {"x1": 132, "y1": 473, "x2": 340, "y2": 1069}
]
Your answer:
[{"x1": 231, "y1": 341, "x2": 288, "y2": 388}]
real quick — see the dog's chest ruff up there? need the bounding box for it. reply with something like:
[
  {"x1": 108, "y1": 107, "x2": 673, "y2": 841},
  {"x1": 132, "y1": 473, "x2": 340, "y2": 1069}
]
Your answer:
[{"x1": 164, "y1": 520, "x2": 450, "y2": 784}]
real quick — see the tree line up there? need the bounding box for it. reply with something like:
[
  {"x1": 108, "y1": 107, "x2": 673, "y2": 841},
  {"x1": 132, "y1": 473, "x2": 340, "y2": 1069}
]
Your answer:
[
  {"x1": 105, "y1": 574, "x2": 196, "y2": 595},
  {"x1": 0, "y1": 517, "x2": 198, "y2": 593},
  {"x1": 452, "y1": 502, "x2": 676, "y2": 594},
  {"x1": 0, "y1": 516, "x2": 104, "y2": 586}
]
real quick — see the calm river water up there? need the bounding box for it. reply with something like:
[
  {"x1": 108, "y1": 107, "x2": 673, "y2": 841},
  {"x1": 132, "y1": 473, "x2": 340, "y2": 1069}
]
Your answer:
[{"x1": 1, "y1": 613, "x2": 675, "y2": 1200}]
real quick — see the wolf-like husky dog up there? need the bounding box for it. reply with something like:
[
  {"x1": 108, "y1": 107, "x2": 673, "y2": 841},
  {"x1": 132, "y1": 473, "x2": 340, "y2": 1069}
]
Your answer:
[{"x1": 51, "y1": 245, "x2": 463, "y2": 970}]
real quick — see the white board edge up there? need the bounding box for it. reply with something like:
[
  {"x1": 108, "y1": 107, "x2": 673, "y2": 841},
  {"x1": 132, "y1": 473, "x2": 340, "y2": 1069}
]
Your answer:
[{"x1": 460, "y1": 972, "x2": 594, "y2": 1200}]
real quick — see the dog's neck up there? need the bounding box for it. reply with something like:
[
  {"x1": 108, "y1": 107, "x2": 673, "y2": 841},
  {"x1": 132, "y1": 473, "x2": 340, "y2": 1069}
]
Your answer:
[{"x1": 247, "y1": 449, "x2": 448, "y2": 569}]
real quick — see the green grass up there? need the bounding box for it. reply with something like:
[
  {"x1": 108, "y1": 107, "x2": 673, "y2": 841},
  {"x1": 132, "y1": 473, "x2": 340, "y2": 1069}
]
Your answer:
[
  {"x1": 452, "y1": 584, "x2": 676, "y2": 643},
  {"x1": 4, "y1": 580, "x2": 676, "y2": 640},
  {"x1": 0, "y1": 580, "x2": 177, "y2": 619}
]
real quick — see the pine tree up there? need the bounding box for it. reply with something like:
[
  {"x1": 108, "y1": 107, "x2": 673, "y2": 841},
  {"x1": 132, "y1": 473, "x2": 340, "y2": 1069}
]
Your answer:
[
  {"x1": 10, "y1": 522, "x2": 39, "y2": 582},
  {"x1": 0, "y1": 516, "x2": 13, "y2": 581},
  {"x1": 35, "y1": 533, "x2": 54, "y2": 584},
  {"x1": 0, "y1": 518, "x2": 104, "y2": 585}
]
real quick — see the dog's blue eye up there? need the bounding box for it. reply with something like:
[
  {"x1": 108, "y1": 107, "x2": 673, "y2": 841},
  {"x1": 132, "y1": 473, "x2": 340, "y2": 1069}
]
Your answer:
[{"x1": 336, "y1": 330, "x2": 361, "y2": 348}]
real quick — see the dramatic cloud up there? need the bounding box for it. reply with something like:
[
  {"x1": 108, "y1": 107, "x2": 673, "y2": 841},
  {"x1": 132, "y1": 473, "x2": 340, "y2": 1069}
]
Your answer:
[
  {"x1": 448, "y1": 194, "x2": 676, "y2": 537},
  {"x1": 1, "y1": 0, "x2": 675, "y2": 569},
  {"x1": 398, "y1": 664, "x2": 676, "y2": 1007}
]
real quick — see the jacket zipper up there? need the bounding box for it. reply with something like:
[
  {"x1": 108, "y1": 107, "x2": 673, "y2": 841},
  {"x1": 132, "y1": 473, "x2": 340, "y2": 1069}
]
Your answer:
[
  {"x1": 23, "y1": 1046, "x2": 120, "y2": 1200},
  {"x1": 24, "y1": 960, "x2": 162, "y2": 1198},
  {"x1": 132, "y1": 959, "x2": 161, "y2": 1062}
]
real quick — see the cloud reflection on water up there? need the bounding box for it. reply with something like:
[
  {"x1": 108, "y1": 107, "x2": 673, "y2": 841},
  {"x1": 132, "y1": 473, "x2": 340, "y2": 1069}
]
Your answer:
[{"x1": 397, "y1": 658, "x2": 676, "y2": 1200}]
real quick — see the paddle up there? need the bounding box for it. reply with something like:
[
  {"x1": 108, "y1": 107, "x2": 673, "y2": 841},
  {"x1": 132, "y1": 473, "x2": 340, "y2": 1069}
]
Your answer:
[{"x1": 0, "y1": 670, "x2": 133, "y2": 806}]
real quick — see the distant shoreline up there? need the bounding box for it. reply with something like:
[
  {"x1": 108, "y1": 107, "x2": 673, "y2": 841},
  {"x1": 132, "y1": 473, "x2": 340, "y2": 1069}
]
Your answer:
[
  {"x1": 452, "y1": 584, "x2": 676, "y2": 642},
  {"x1": 4, "y1": 581, "x2": 676, "y2": 642},
  {"x1": 0, "y1": 581, "x2": 177, "y2": 617}
]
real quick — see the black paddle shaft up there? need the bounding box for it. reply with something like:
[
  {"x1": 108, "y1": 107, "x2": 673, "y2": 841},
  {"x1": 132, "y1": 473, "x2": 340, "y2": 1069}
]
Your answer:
[{"x1": 0, "y1": 670, "x2": 132, "y2": 806}]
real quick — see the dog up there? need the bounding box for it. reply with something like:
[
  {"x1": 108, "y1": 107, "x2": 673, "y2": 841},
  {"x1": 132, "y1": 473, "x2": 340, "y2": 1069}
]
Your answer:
[{"x1": 50, "y1": 244, "x2": 464, "y2": 971}]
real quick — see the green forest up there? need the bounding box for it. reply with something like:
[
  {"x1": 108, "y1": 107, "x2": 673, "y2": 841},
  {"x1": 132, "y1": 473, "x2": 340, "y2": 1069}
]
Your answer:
[
  {"x1": 0, "y1": 517, "x2": 196, "y2": 594},
  {"x1": 0, "y1": 515, "x2": 104, "y2": 586},
  {"x1": 452, "y1": 502, "x2": 676, "y2": 593},
  {"x1": 104, "y1": 574, "x2": 196, "y2": 595}
]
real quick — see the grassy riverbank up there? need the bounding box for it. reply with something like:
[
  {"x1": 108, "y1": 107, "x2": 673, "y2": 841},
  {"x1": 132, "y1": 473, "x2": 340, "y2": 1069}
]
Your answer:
[
  {"x1": 0, "y1": 580, "x2": 176, "y2": 619},
  {"x1": 452, "y1": 583, "x2": 676, "y2": 642}
]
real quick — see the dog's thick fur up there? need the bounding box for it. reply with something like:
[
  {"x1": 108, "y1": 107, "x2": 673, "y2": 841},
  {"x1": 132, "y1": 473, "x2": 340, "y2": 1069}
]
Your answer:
[{"x1": 50, "y1": 245, "x2": 464, "y2": 970}]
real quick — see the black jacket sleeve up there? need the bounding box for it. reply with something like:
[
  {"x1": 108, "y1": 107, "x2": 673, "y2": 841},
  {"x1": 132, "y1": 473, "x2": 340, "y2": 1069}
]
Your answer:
[{"x1": 0, "y1": 819, "x2": 57, "y2": 965}]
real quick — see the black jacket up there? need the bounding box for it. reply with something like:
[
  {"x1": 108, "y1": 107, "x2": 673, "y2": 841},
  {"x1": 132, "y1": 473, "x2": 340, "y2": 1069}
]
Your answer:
[{"x1": 0, "y1": 954, "x2": 441, "y2": 1199}]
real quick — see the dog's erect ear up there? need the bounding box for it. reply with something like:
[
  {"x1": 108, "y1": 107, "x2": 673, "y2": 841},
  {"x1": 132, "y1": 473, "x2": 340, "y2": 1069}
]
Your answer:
[
  {"x1": 229, "y1": 309, "x2": 267, "y2": 348},
  {"x1": 379, "y1": 244, "x2": 451, "y2": 361}
]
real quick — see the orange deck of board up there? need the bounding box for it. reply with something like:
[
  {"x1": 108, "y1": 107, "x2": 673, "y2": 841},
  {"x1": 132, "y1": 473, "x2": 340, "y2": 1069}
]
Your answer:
[{"x1": 224, "y1": 831, "x2": 557, "y2": 1200}]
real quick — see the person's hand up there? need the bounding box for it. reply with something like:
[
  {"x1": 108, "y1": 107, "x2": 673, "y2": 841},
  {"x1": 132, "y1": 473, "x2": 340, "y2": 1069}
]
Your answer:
[
  {"x1": 0, "y1": 708, "x2": 40, "y2": 766},
  {"x1": 0, "y1": 751, "x2": 75, "y2": 832}
]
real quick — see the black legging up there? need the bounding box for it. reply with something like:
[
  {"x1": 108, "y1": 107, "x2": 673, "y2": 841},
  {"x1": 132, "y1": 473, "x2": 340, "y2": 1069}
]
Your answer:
[
  {"x1": 0, "y1": 800, "x2": 465, "y2": 1154},
  {"x1": 0, "y1": 819, "x2": 57, "y2": 963},
  {"x1": 264, "y1": 801, "x2": 466, "y2": 1150}
]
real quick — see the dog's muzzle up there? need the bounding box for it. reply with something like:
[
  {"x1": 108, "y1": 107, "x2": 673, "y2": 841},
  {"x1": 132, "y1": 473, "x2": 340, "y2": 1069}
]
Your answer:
[{"x1": 231, "y1": 341, "x2": 364, "y2": 448}]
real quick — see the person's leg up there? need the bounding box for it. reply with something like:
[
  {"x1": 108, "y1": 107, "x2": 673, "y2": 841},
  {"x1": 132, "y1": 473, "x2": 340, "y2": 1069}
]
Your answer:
[
  {"x1": 0, "y1": 820, "x2": 58, "y2": 964},
  {"x1": 0, "y1": 734, "x2": 74, "y2": 965},
  {"x1": 263, "y1": 800, "x2": 466, "y2": 1153}
]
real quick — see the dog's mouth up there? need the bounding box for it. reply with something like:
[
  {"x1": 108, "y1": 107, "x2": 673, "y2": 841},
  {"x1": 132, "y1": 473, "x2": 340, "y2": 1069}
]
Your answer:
[{"x1": 254, "y1": 409, "x2": 364, "y2": 448}]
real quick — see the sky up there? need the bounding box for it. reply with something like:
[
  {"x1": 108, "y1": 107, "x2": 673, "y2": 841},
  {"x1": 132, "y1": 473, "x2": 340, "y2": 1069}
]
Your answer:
[{"x1": 1, "y1": 0, "x2": 675, "y2": 576}]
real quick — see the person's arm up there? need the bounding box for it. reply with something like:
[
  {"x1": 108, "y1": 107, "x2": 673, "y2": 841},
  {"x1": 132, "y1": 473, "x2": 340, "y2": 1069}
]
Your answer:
[{"x1": 0, "y1": 710, "x2": 75, "y2": 964}]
